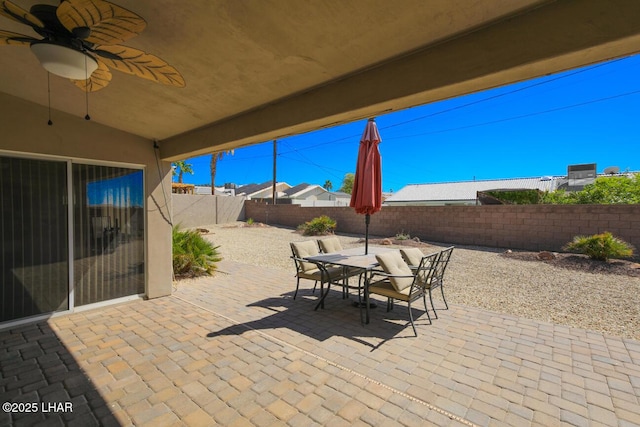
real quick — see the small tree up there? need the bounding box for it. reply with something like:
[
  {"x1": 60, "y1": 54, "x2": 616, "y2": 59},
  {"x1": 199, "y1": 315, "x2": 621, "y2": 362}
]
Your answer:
[
  {"x1": 339, "y1": 173, "x2": 355, "y2": 194},
  {"x1": 172, "y1": 160, "x2": 193, "y2": 183},
  {"x1": 323, "y1": 180, "x2": 333, "y2": 191}
]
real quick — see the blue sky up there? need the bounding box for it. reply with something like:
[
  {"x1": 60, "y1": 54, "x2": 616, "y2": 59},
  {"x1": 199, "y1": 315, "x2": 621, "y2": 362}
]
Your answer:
[
  {"x1": 178, "y1": 54, "x2": 640, "y2": 193},
  {"x1": 88, "y1": 171, "x2": 144, "y2": 207}
]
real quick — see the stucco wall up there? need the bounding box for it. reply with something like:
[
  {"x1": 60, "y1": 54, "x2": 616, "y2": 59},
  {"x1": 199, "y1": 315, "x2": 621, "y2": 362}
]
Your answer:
[
  {"x1": 245, "y1": 201, "x2": 640, "y2": 253},
  {"x1": 0, "y1": 92, "x2": 173, "y2": 300},
  {"x1": 173, "y1": 194, "x2": 245, "y2": 228}
]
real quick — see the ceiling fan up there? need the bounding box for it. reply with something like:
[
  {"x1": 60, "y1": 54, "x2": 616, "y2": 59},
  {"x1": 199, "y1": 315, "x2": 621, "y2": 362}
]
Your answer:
[{"x1": 0, "y1": 0, "x2": 185, "y2": 92}]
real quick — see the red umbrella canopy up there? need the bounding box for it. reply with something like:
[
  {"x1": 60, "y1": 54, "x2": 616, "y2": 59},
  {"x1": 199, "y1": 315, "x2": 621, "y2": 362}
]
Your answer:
[{"x1": 350, "y1": 119, "x2": 382, "y2": 215}]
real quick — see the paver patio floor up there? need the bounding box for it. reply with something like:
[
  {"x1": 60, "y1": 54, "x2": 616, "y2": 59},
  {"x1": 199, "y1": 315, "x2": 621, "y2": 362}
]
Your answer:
[{"x1": 1, "y1": 260, "x2": 639, "y2": 426}]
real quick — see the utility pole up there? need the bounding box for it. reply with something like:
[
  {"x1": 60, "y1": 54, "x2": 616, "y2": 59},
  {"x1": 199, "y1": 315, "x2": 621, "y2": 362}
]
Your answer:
[{"x1": 272, "y1": 140, "x2": 277, "y2": 204}]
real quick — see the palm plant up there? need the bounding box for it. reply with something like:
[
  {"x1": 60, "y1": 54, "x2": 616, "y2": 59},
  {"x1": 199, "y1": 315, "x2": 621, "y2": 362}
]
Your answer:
[
  {"x1": 564, "y1": 231, "x2": 634, "y2": 261},
  {"x1": 172, "y1": 160, "x2": 193, "y2": 183},
  {"x1": 172, "y1": 226, "x2": 222, "y2": 278},
  {"x1": 210, "y1": 150, "x2": 234, "y2": 194},
  {"x1": 298, "y1": 215, "x2": 337, "y2": 235}
]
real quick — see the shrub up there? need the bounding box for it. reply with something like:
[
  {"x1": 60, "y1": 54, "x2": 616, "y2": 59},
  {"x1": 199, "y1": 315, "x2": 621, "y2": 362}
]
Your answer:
[
  {"x1": 298, "y1": 215, "x2": 337, "y2": 236},
  {"x1": 246, "y1": 218, "x2": 254, "y2": 226},
  {"x1": 395, "y1": 231, "x2": 411, "y2": 240},
  {"x1": 172, "y1": 226, "x2": 222, "y2": 278},
  {"x1": 482, "y1": 189, "x2": 541, "y2": 204},
  {"x1": 563, "y1": 231, "x2": 634, "y2": 261},
  {"x1": 541, "y1": 173, "x2": 640, "y2": 205}
]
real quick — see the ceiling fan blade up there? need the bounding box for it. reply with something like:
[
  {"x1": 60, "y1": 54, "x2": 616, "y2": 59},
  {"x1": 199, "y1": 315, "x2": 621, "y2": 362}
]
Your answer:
[
  {"x1": 71, "y1": 59, "x2": 112, "y2": 92},
  {"x1": 97, "y1": 45, "x2": 185, "y2": 88},
  {"x1": 0, "y1": 0, "x2": 44, "y2": 29},
  {"x1": 92, "y1": 47, "x2": 120, "y2": 60},
  {"x1": 57, "y1": 0, "x2": 146, "y2": 45},
  {"x1": 0, "y1": 29, "x2": 37, "y2": 46}
]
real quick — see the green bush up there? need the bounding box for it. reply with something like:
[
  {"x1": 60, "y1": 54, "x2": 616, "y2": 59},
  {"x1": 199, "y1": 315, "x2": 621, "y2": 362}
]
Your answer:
[
  {"x1": 483, "y1": 189, "x2": 541, "y2": 204},
  {"x1": 172, "y1": 226, "x2": 222, "y2": 278},
  {"x1": 563, "y1": 231, "x2": 634, "y2": 261},
  {"x1": 298, "y1": 215, "x2": 337, "y2": 236},
  {"x1": 395, "y1": 231, "x2": 411, "y2": 240},
  {"x1": 541, "y1": 173, "x2": 640, "y2": 205}
]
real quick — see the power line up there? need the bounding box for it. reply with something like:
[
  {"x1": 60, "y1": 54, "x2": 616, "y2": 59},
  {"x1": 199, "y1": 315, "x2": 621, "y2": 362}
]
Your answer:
[
  {"x1": 271, "y1": 57, "x2": 628, "y2": 155},
  {"x1": 380, "y1": 58, "x2": 624, "y2": 131},
  {"x1": 216, "y1": 78, "x2": 640, "y2": 165},
  {"x1": 279, "y1": 141, "x2": 346, "y2": 181},
  {"x1": 215, "y1": 58, "x2": 635, "y2": 164},
  {"x1": 183, "y1": 56, "x2": 638, "y2": 187},
  {"x1": 384, "y1": 88, "x2": 640, "y2": 140}
]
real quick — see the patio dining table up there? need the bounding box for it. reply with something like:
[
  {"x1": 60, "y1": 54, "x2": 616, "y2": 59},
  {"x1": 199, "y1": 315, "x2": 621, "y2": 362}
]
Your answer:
[{"x1": 303, "y1": 246, "x2": 396, "y2": 324}]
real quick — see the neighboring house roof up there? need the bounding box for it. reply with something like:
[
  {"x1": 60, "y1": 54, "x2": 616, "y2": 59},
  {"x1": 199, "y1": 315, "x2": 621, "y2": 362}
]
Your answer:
[
  {"x1": 235, "y1": 181, "x2": 348, "y2": 200},
  {"x1": 235, "y1": 181, "x2": 290, "y2": 197},
  {"x1": 386, "y1": 177, "x2": 562, "y2": 203},
  {"x1": 235, "y1": 182, "x2": 271, "y2": 196},
  {"x1": 283, "y1": 183, "x2": 313, "y2": 197},
  {"x1": 282, "y1": 184, "x2": 352, "y2": 201}
]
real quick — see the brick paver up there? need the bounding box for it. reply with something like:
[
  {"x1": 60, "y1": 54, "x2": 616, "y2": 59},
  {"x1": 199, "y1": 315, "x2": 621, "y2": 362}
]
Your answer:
[{"x1": 1, "y1": 259, "x2": 639, "y2": 426}]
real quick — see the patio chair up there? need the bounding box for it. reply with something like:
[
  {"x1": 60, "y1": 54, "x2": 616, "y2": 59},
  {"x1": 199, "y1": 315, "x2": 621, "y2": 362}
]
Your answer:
[
  {"x1": 317, "y1": 236, "x2": 343, "y2": 253},
  {"x1": 430, "y1": 246, "x2": 454, "y2": 313},
  {"x1": 290, "y1": 241, "x2": 344, "y2": 307},
  {"x1": 368, "y1": 251, "x2": 438, "y2": 336},
  {"x1": 399, "y1": 247, "x2": 426, "y2": 269},
  {"x1": 317, "y1": 236, "x2": 364, "y2": 299},
  {"x1": 401, "y1": 246, "x2": 454, "y2": 317}
]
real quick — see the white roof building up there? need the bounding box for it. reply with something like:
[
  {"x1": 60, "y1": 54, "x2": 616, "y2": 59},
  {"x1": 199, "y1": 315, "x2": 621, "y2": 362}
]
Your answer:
[
  {"x1": 282, "y1": 183, "x2": 351, "y2": 206},
  {"x1": 232, "y1": 181, "x2": 350, "y2": 206},
  {"x1": 235, "y1": 181, "x2": 291, "y2": 199},
  {"x1": 384, "y1": 177, "x2": 562, "y2": 206}
]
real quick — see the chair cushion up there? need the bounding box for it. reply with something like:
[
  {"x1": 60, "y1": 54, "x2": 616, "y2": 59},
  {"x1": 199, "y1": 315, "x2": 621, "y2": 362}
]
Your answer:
[
  {"x1": 297, "y1": 267, "x2": 320, "y2": 280},
  {"x1": 291, "y1": 240, "x2": 320, "y2": 273},
  {"x1": 299, "y1": 266, "x2": 343, "y2": 281},
  {"x1": 368, "y1": 279, "x2": 411, "y2": 300},
  {"x1": 400, "y1": 248, "x2": 424, "y2": 267},
  {"x1": 375, "y1": 251, "x2": 414, "y2": 292},
  {"x1": 318, "y1": 237, "x2": 343, "y2": 253}
]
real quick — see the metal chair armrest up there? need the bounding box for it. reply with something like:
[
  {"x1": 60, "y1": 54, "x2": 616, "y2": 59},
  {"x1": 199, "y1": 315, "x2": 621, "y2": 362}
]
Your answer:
[{"x1": 370, "y1": 271, "x2": 414, "y2": 279}]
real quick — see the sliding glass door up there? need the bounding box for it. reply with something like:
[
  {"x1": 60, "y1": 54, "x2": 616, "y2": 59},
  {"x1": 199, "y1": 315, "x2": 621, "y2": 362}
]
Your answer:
[
  {"x1": 72, "y1": 164, "x2": 144, "y2": 306},
  {"x1": 0, "y1": 156, "x2": 69, "y2": 322},
  {"x1": 1, "y1": 155, "x2": 145, "y2": 323}
]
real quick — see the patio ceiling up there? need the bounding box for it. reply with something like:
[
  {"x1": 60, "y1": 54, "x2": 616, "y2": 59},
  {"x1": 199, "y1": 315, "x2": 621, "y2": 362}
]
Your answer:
[{"x1": 1, "y1": 0, "x2": 640, "y2": 161}]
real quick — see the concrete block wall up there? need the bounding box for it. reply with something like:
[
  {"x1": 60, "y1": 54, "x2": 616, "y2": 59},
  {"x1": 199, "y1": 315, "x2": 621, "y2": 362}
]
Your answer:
[
  {"x1": 245, "y1": 201, "x2": 640, "y2": 253},
  {"x1": 173, "y1": 194, "x2": 245, "y2": 228}
]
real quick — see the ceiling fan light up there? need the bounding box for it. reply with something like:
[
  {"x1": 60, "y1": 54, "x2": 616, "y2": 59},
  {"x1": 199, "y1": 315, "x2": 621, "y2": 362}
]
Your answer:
[{"x1": 30, "y1": 43, "x2": 98, "y2": 80}]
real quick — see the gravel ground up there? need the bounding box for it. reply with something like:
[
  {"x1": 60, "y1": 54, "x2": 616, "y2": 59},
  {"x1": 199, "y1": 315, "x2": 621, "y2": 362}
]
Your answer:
[{"x1": 200, "y1": 222, "x2": 640, "y2": 341}]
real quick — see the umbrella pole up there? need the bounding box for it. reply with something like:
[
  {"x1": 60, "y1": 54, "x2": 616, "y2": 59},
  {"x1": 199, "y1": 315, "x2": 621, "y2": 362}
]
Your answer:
[{"x1": 365, "y1": 214, "x2": 370, "y2": 254}]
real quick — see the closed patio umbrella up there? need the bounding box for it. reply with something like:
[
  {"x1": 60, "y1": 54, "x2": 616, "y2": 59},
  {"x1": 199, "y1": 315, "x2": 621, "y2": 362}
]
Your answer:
[{"x1": 350, "y1": 118, "x2": 382, "y2": 254}]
